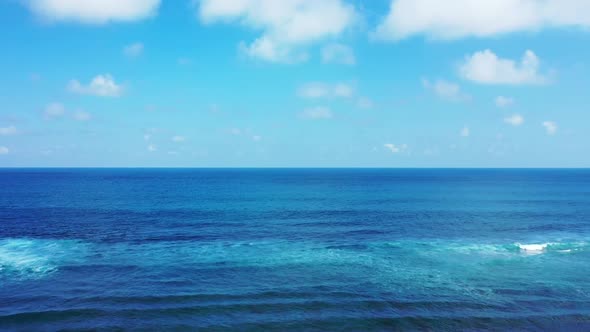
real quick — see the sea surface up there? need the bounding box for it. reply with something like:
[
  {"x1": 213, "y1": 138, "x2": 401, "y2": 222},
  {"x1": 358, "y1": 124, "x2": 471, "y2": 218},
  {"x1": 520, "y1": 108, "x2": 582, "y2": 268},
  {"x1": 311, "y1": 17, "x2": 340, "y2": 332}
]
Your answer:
[{"x1": 1, "y1": 168, "x2": 590, "y2": 331}]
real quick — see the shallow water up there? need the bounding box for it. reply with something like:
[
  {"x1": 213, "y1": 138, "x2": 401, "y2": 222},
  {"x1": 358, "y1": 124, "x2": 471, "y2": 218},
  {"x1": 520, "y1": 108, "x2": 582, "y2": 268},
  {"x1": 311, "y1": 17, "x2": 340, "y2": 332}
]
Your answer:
[{"x1": 1, "y1": 169, "x2": 589, "y2": 330}]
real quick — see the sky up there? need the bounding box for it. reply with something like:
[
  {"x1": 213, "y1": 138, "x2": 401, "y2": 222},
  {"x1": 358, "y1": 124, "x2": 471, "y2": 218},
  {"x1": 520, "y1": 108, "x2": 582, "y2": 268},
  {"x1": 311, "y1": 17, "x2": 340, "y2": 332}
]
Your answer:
[{"x1": 0, "y1": 0, "x2": 589, "y2": 168}]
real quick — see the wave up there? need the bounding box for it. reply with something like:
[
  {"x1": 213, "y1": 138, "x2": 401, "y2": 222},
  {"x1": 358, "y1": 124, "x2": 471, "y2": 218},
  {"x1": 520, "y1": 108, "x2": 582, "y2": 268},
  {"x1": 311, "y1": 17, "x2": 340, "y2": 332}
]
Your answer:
[
  {"x1": 0, "y1": 238, "x2": 88, "y2": 280},
  {"x1": 1, "y1": 236, "x2": 587, "y2": 283},
  {"x1": 2, "y1": 303, "x2": 589, "y2": 330},
  {"x1": 510, "y1": 241, "x2": 588, "y2": 254},
  {"x1": 379, "y1": 239, "x2": 590, "y2": 256},
  {"x1": 513, "y1": 241, "x2": 583, "y2": 255},
  {"x1": 517, "y1": 243, "x2": 548, "y2": 252}
]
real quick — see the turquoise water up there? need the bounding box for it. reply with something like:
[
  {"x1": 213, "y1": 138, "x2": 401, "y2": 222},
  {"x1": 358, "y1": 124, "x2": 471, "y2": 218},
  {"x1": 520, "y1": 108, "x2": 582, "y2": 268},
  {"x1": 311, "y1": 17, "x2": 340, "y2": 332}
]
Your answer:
[{"x1": 1, "y1": 169, "x2": 589, "y2": 330}]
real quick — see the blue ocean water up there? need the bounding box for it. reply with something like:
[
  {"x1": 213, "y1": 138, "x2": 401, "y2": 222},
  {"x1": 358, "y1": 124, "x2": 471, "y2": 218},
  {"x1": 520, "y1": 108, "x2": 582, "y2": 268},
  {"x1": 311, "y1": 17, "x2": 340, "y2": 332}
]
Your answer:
[{"x1": 1, "y1": 168, "x2": 590, "y2": 331}]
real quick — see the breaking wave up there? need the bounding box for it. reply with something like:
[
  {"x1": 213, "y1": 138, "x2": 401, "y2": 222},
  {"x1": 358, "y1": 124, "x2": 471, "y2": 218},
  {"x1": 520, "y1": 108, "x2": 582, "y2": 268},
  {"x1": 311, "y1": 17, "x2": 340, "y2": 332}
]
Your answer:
[{"x1": 0, "y1": 238, "x2": 88, "y2": 280}]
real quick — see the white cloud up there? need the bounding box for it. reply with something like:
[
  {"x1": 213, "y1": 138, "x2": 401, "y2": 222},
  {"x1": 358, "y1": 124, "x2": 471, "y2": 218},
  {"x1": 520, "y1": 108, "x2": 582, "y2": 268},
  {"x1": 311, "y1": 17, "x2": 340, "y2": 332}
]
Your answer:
[
  {"x1": 384, "y1": 143, "x2": 408, "y2": 153},
  {"x1": 124, "y1": 42, "x2": 144, "y2": 57},
  {"x1": 172, "y1": 135, "x2": 186, "y2": 142},
  {"x1": 44, "y1": 102, "x2": 66, "y2": 118},
  {"x1": 423, "y1": 79, "x2": 470, "y2": 101},
  {"x1": 229, "y1": 128, "x2": 242, "y2": 135},
  {"x1": 148, "y1": 144, "x2": 157, "y2": 152},
  {"x1": 196, "y1": 0, "x2": 357, "y2": 63},
  {"x1": 321, "y1": 43, "x2": 355, "y2": 65},
  {"x1": 297, "y1": 82, "x2": 354, "y2": 99},
  {"x1": 226, "y1": 128, "x2": 262, "y2": 141},
  {"x1": 0, "y1": 125, "x2": 17, "y2": 136},
  {"x1": 460, "y1": 126, "x2": 470, "y2": 137},
  {"x1": 43, "y1": 104, "x2": 91, "y2": 122},
  {"x1": 73, "y1": 110, "x2": 91, "y2": 121},
  {"x1": 504, "y1": 113, "x2": 524, "y2": 126},
  {"x1": 495, "y1": 96, "x2": 514, "y2": 108},
  {"x1": 0, "y1": 146, "x2": 8, "y2": 155},
  {"x1": 300, "y1": 106, "x2": 333, "y2": 119},
  {"x1": 177, "y1": 57, "x2": 192, "y2": 66},
  {"x1": 423, "y1": 147, "x2": 440, "y2": 156},
  {"x1": 459, "y1": 49, "x2": 546, "y2": 85},
  {"x1": 209, "y1": 104, "x2": 220, "y2": 113},
  {"x1": 239, "y1": 38, "x2": 309, "y2": 63},
  {"x1": 68, "y1": 74, "x2": 123, "y2": 97},
  {"x1": 24, "y1": 0, "x2": 161, "y2": 24},
  {"x1": 298, "y1": 83, "x2": 329, "y2": 98},
  {"x1": 542, "y1": 121, "x2": 558, "y2": 135},
  {"x1": 333, "y1": 83, "x2": 354, "y2": 98},
  {"x1": 374, "y1": 0, "x2": 590, "y2": 41},
  {"x1": 357, "y1": 97, "x2": 374, "y2": 109},
  {"x1": 144, "y1": 105, "x2": 157, "y2": 112}
]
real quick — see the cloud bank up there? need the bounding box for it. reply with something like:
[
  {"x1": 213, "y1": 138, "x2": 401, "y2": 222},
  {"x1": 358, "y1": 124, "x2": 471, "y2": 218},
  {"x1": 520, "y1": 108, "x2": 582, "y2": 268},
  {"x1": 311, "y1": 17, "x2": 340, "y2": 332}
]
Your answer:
[
  {"x1": 68, "y1": 74, "x2": 123, "y2": 97},
  {"x1": 375, "y1": 0, "x2": 590, "y2": 41},
  {"x1": 196, "y1": 0, "x2": 357, "y2": 63}
]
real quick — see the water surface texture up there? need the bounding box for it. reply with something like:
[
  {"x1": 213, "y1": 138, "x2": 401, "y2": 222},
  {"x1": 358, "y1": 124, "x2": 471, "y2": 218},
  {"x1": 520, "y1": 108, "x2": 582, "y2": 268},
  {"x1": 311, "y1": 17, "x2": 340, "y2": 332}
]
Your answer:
[{"x1": 1, "y1": 169, "x2": 589, "y2": 331}]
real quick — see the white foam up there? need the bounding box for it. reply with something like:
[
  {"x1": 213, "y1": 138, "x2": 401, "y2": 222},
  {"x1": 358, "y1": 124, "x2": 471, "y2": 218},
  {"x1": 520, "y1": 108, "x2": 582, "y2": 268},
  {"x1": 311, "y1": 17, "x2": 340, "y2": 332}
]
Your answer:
[
  {"x1": 517, "y1": 243, "x2": 548, "y2": 253},
  {"x1": 0, "y1": 238, "x2": 87, "y2": 280}
]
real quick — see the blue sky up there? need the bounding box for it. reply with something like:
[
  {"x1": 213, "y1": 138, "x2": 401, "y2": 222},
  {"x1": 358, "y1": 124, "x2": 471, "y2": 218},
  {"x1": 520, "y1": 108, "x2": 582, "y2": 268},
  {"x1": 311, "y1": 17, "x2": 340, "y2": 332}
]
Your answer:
[{"x1": 0, "y1": 0, "x2": 589, "y2": 167}]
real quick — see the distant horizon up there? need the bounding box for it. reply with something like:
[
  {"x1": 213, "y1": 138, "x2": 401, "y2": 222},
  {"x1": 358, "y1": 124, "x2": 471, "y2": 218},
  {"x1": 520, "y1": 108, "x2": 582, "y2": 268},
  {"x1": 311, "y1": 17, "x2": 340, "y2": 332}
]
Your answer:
[
  {"x1": 1, "y1": 166, "x2": 588, "y2": 170},
  {"x1": 2, "y1": 2, "x2": 590, "y2": 328}
]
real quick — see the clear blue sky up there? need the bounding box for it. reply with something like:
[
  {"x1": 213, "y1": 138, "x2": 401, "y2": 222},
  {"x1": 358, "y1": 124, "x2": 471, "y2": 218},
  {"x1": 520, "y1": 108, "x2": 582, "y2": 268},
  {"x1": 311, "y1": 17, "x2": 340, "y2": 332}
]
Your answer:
[{"x1": 0, "y1": 0, "x2": 589, "y2": 167}]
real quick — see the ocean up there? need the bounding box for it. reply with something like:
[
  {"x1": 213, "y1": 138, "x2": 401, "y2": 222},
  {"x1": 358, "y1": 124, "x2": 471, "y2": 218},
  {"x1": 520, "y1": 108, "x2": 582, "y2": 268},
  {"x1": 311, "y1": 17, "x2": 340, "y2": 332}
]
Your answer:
[{"x1": 1, "y1": 169, "x2": 589, "y2": 331}]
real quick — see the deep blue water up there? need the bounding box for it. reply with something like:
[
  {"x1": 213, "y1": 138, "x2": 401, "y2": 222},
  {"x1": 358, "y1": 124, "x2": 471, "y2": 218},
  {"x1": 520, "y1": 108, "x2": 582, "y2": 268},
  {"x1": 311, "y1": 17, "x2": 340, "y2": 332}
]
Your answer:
[{"x1": 1, "y1": 169, "x2": 590, "y2": 331}]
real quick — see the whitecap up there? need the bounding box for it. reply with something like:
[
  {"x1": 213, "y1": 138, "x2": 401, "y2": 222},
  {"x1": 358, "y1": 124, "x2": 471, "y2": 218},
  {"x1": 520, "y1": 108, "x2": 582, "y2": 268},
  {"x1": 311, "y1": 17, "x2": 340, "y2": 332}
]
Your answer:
[
  {"x1": 0, "y1": 238, "x2": 87, "y2": 280},
  {"x1": 517, "y1": 243, "x2": 549, "y2": 252}
]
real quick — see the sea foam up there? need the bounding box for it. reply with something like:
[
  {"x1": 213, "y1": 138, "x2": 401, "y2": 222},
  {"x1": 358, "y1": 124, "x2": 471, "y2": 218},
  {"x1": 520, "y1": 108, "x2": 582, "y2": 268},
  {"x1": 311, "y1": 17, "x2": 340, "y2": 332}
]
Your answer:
[
  {"x1": 517, "y1": 243, "x2": 549, "y2": 252},
  {"x1": 514, "y1": 241, "x2": 588, "y2": 254},
  {"x1": 0, "y1": 238, "x2": 87, "y2": 280}
]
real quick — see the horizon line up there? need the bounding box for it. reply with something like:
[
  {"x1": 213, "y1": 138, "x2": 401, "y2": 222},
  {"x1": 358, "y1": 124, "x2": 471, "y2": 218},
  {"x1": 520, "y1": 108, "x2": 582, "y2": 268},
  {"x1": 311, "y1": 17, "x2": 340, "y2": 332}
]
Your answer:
[{"x1": 0, "y1": 167, "x2": 588, "y2": 170}]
